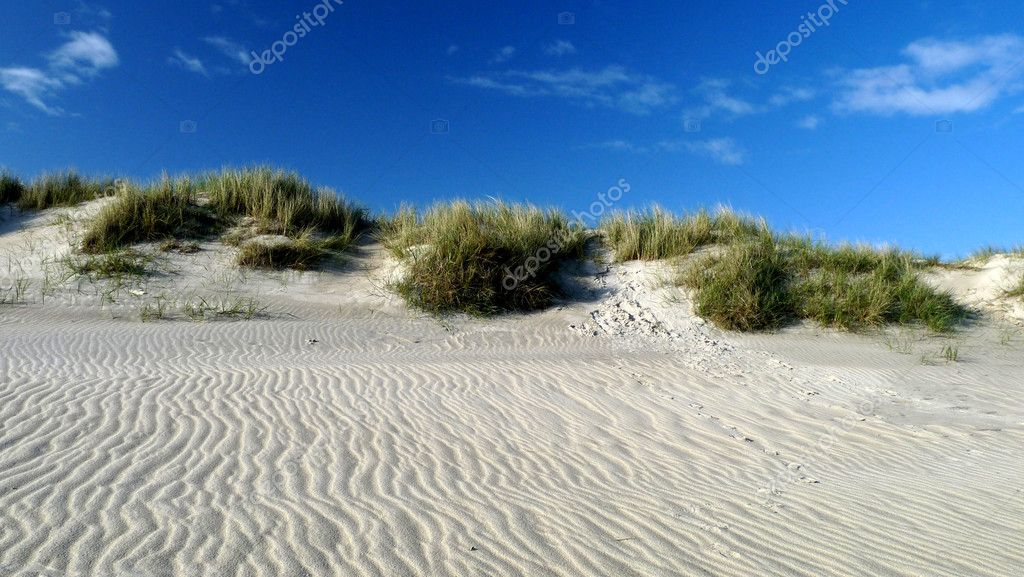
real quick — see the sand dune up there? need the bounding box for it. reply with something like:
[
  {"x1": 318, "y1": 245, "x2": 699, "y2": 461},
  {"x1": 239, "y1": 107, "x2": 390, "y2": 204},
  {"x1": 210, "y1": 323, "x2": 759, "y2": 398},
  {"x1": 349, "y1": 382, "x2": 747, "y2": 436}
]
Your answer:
[{"x1": 2, "y1": 206, "x2": 1023, "y2": 576}]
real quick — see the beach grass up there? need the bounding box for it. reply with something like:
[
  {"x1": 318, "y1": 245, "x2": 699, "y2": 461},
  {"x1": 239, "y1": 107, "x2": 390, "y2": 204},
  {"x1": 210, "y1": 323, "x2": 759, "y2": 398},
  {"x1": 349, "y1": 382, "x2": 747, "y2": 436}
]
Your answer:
[
  {"x1": 600, "y1": 206, "x2": 766, "y2": 261},
  {"x1": 198, "y1": 166, "x2": 367, "y2": 238},
  {"x1": 18, "y1": 171, "x2": 113, "y2": 211},
  {"x1": 679, "y1": 230, "x2": 968, "y2": 332},
  {"x1": 382, "y1": 200, "x2": 588, "y2": 314},
  {"x1": 1, "y1": 170, "x2": 25, "y2": 205},
  {"x1": 81, "y1": 176, "x2": 220, "y2": 253},
  {"x1": 64, "y1": 249, "x2": 150, "y2": 279},
  {"x1": 234, "y1": 233, "x2": 331, "y2": 270},
  {"x1": 76, "y1": 167, "x2": 367, "y2": 269},
  {"x1": 1008, "y1": 274, "x2": 1024, "y2": 299}
]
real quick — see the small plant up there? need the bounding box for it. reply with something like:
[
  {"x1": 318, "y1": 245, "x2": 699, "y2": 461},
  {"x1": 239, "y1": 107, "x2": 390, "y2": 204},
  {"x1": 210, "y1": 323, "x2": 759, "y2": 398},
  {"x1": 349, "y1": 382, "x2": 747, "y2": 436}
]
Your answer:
[
  {"x1": 998, "y1": 326, "x2": 1018, "y2": 346},
  {"x1": 140, "y1": 295, "x2": 169, "y2": 322},
  {"x1": 940, "y1": 344, "x2": 959, "y2": 363},
  {"x1": 0, "y1": 170, "x2": 25, "y2": 205},
  {"x1": 883, "y1": 331, "x2": 916, "y2": 354},
  {"x1": 218, "y1": 296, "x2": 266, "y2": 319},
  {"x1": 183, "y1": 298, "x2": 208, "y2": 321},
  {"x1": 0, "y1": 277, "x2": 30, "y2": 305},
  {"x1": 159, "y1": 239, "x2": 201, "y2": 254},
  {"x1": 1007, "y1": 274, "x2": 1024, "y2": 299},
  {"x1": 181, "y1": 295, "x2": 265, "y2": 321},
  {"x1": 64, "y1": 250, "x2": 149, "y2": 279}
]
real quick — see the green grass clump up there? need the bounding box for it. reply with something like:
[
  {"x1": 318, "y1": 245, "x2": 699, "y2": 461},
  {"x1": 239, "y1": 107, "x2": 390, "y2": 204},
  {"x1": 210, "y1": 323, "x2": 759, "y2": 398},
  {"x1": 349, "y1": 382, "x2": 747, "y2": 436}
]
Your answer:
[
  {"x1": 601, "y1": 207, "x2": 765, "y2": 261},
  {"x1": 234, "y1": 235, "x2": 329, "y2": 270},
  {"x1": 680, "y1": 231, "x2": 968, "y2": 333},
  {"x1": 81, "y1": 177, "x2": 220, "y2": 253},
  {"x1": 65, "y1": 250, "x2": 150, "y2": 279},
  {"x1": 1007, "y1": 274, "x2": 1024, "y2": 299},
  {"x1": 75, "y1": 166, "x2": 366, "y2": 270},
  {"x1": 199, "y1": 166, "x2": 367, "y2": 237},
  {"x1": 18, "y1": 171, "x2": 112, "y2": 210},
  {"x1": 1, "y1": 171, "x2": 25, "y2": 204},
  {"x1": 680, "y1": 234, "x2": 795, "y2": 331},
  {"x1": 382, "y1": 200, "x2": 589, "y2": 314}
]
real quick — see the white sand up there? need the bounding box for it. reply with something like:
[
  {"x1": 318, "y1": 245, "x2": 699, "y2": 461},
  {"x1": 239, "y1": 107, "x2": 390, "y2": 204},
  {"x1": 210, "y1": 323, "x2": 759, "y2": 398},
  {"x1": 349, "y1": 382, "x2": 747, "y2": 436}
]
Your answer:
[{"x1": 2, "y1": 204, "x2": 1023, "y2": 576}]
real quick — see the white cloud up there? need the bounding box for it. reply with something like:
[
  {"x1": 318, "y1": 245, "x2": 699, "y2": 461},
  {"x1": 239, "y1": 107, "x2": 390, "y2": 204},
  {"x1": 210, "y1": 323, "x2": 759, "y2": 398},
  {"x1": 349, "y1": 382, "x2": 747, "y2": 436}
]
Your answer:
[
  {"x1": 769, "y1": 87, "x2": 815, "y2": 107},
  {"x1": 685, "y1": 80, "x2": 817, "y2": 123},
  {"x1": 834, "y1": 34, "x2": 1024, "y2": 116},
  {"x1": 0, "y1": 31, "x2": 118, "y2": 115},
  {"x1": 48, "y1": 31, "x2": 119, "y2": 80},
  {"x1": 168, "y1": 49, "x2": 208, "y2": 76},
  {"x1": 545, "y1": 40, "x2": 577, "y2": 57},
  {"x1": 0, "y1": 68, "x2": 64, "y2": 115},
  {"x1": 575, "y1": 140, "x2": 642, "y2": 152},
  {"x1": 685, "y1": 79, "x2": 757, "y2": 120},
  {"x1": 578, "y1": 139, "x2": 697, "y2": 154},
  {"x1": 685, "y1": 138, "x2": 746, "y2": 165},
  {"x1": 72, "y1": 1, "x2": 113, "y2": 23},
  {"x1": 203, "y1": 36, "x2": 252, "y2": 67},
  {"x1": 457, "y1": 65, "x2": 676, "y2": 115},
  {"x1": 798, "y1": 114, "x2": 821, "y2": 129},
  {"x1": 490, "y1": 46, "x2": 517, "y2": 64}
]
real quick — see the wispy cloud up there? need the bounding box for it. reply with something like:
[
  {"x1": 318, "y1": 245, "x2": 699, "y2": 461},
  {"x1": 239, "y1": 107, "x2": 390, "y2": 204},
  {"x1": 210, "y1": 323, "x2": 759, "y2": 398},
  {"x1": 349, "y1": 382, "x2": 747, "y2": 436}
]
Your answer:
[
  {"x1": 456, "y1": 65, "x2": 676, "y2": 115},
  {"x1": 833, "y1": 35, "x2": 1024, "y2": 115},
  {"x1": 72, "y1": 1, "x2": 113, "y2": 24},
  {"x1": 575, "y1": 140, "x2": 645, "y2": 153},
  {"x1": 48, "y1": 31, "x2": 119, "y2": 80},
  {"x1": 577, "y1": 139, "x2": 693, "y2": 154},
  {"x1": 0, "y1": 68, "x2": 64, "y2": 115},
  {"x1": 209, "y1": 0, "x2": 270, "y2": 28},
  {"x1": 0, "y1": 31, "x2": 119, "y2": 115},
  {"x1": 684, "y1": 79, "x2": 816, "y2": 122},
  {"x1": 684, "y1": 79, "x2": 757, "y2": 120},
  {"x1": 768, "y1": 87, "x2": 815, "y2": 107},
  {"x1": 685, "y1": 138, "x2": 747, "y2": 165},
  {"x1": 490, "y1": 46, "x2": 517, "y2": 64},
  {"x1": 168, "y1": 49, "x2": 208, "y2": 76},
  {"x1": 544, "y1": 40, "x2": 576, "y2": 57},
  {"x1": 203, "y1": 36, "x2": 252, "y2": 67},
  {"x1": 798, "y1": 114, "x2": 821, "y2": 129}
]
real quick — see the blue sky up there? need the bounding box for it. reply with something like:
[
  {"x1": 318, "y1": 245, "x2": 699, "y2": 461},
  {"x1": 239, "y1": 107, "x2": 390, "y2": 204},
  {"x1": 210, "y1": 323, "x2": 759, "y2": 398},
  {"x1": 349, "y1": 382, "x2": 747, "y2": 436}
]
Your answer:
[{"x1": 1, "y1": 0, "x2": 1023, "y2": 256}]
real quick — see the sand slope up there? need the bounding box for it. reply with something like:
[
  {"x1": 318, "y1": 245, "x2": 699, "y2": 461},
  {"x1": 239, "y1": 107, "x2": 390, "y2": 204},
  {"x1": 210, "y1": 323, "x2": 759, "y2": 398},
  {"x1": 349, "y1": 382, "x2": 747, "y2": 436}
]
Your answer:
[{"x1": 1, "y1": 206, "x2": 1023, "y2": 576}]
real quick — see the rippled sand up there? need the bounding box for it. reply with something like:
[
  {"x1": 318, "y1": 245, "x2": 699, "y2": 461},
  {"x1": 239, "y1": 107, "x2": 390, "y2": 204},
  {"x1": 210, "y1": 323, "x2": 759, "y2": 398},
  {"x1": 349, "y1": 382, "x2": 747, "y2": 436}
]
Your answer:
[{"x1": 2, "y1": 206, "x2": 1023, "y2": 576}]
